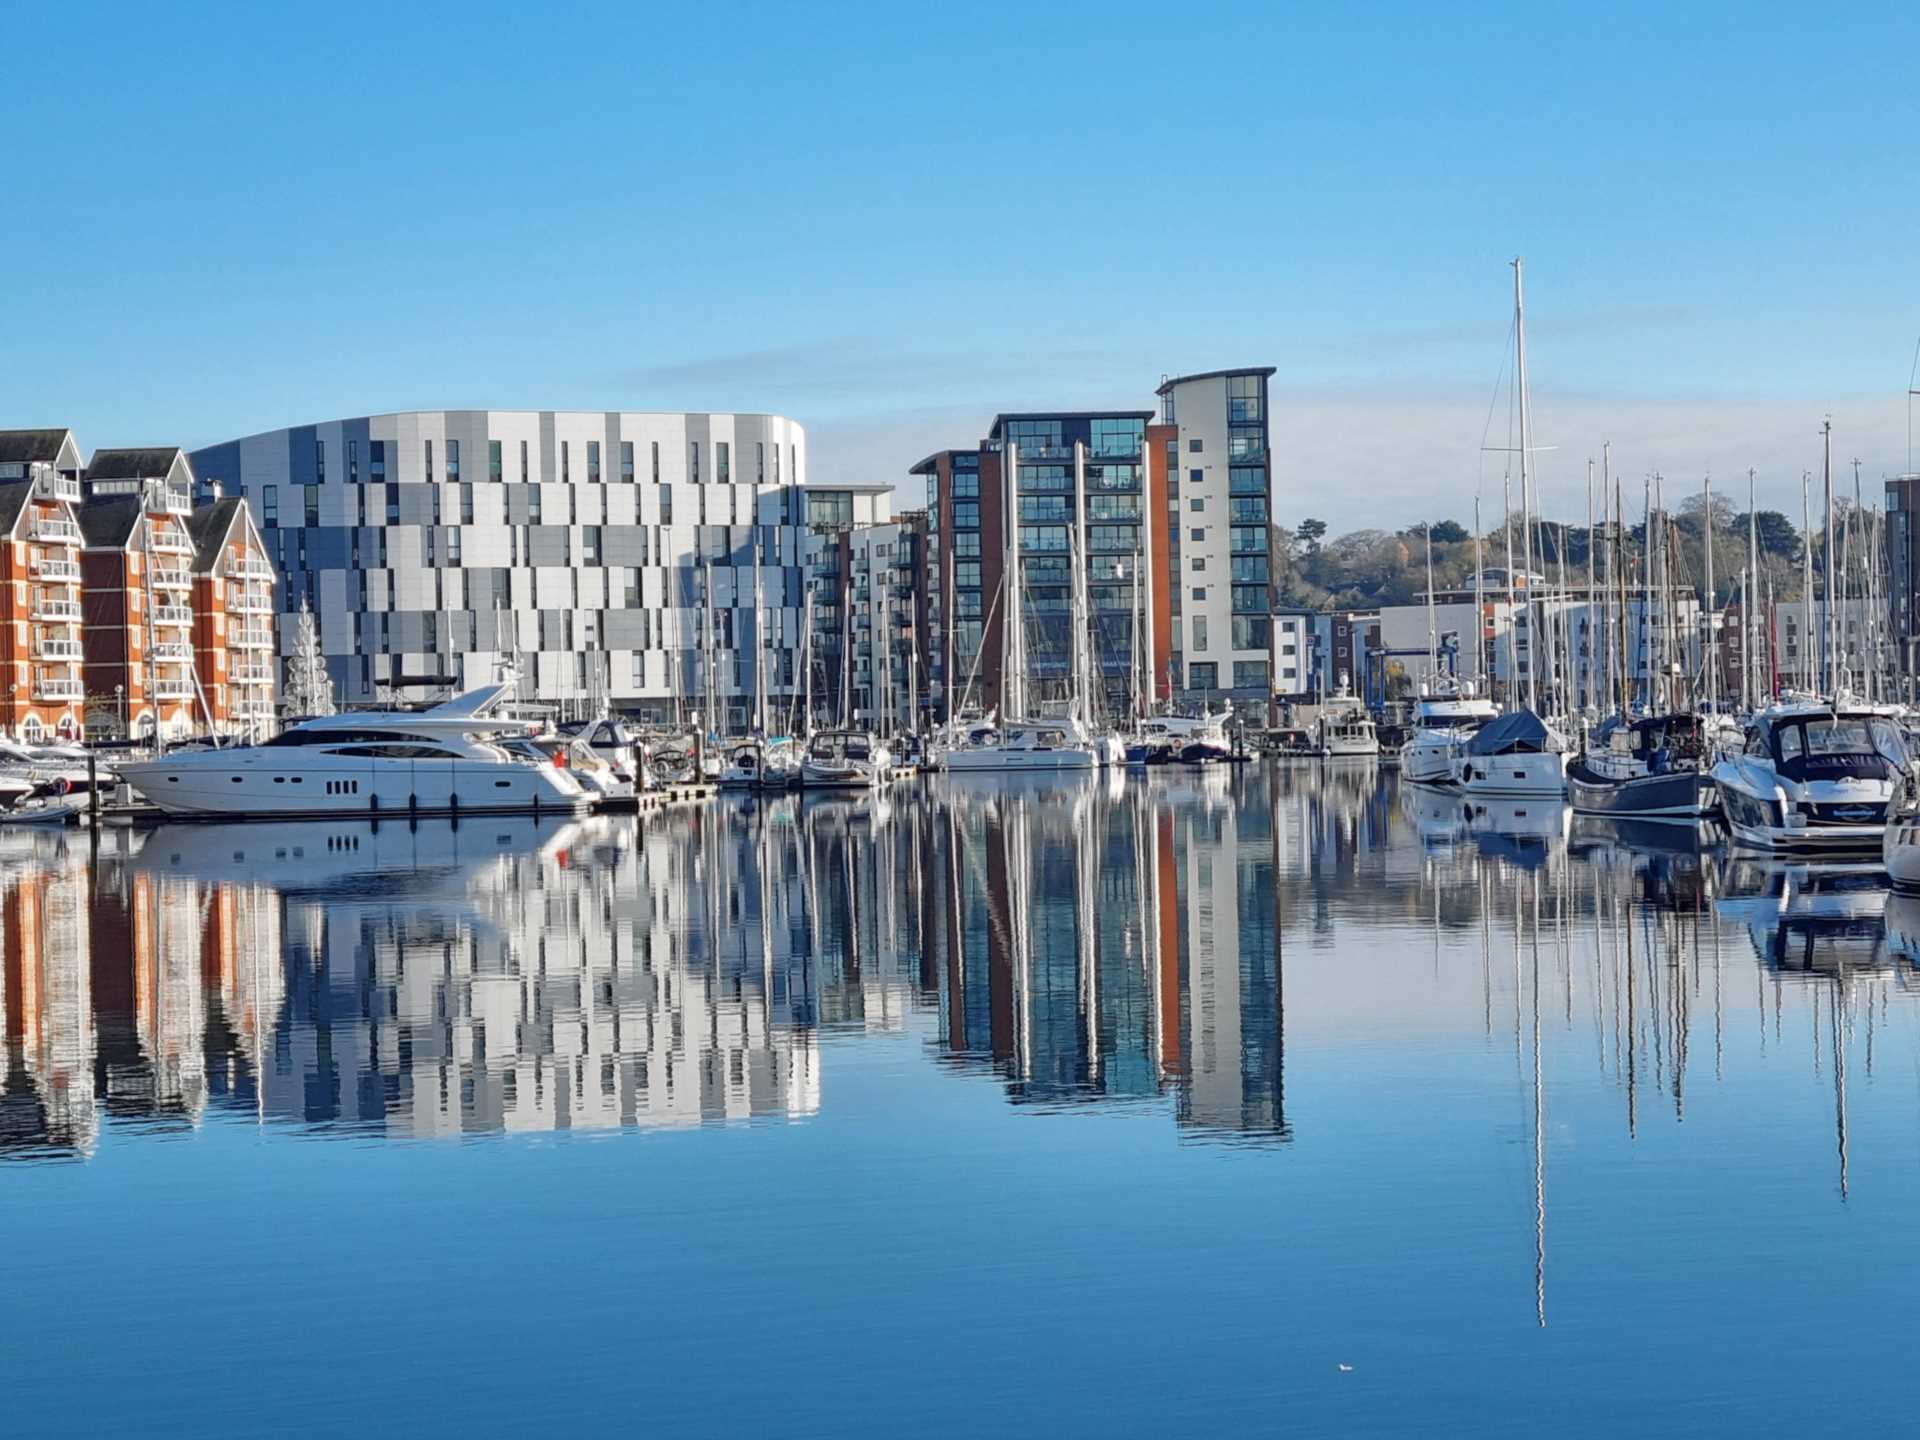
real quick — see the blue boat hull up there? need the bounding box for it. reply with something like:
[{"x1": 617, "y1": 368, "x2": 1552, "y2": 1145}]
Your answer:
[{"x1": 1566, "y1": 763, "x2": 1716, "y2": 820}]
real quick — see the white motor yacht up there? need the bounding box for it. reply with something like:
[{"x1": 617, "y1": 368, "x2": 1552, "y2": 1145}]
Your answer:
[
  {"x1": 1127, "y1": 707, "x2": 1234, "y2": 765},
  {"x1": 1714, "y1": 699, "x2": 1907, "y2": 854},
  {"x1": 1399, "y1": 682, "x2": 1499, "y2": 785},
  {"x1": 116, "y1": 681, "x2": 592, "y2": 819},
  {"x1": 1451, "y1": 708, "x2": 1570, "y2": 796},
  {"x1": 800, "y1": 730, "x2": 894, "y2": 788}
]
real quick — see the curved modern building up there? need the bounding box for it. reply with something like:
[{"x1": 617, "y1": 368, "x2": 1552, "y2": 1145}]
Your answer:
[{"x1": 191, "y1": 410, "x2": 811, "y2": 720}]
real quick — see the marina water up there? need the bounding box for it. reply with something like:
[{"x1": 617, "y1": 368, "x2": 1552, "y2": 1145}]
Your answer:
[{"x1": 3, "y1": 766, "x2": 1919, "y2": 1434}]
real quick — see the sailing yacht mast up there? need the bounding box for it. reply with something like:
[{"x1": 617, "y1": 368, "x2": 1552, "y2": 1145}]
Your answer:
[
  {"x1": 1703, "y1": 474, "x2": 1716, "y2": 710},
  {"x1": 1424, "y1": 523, "x2": 1437, "y2": 677},
  {"x1": 1473, "y1": 495, "x2": 1485, "y2": 687},
  {"x1": 1747, "y1": 469, "x2": 1759, "y2": 709},
  {"x1": 1823, "y1": 420, "x2": 1836, "y2": 698},
  {"x1": 1513, "y1": 257, "x2": 1539, "y2": 714},
  {"x1": 1801, "y1": 470, "x2": 1815, "y2": 693},
  {"x1": 1072, "y1": 438, "x2": 1090, "y2": 726},
  {"x1": 1585, "y1": 458, "x2": 1595, "y2": 715},
  {"x1": 1002, "y1": 441, "x2": 1025, "y2": 720}
]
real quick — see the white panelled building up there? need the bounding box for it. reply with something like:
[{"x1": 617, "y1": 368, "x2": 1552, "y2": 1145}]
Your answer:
[{"x1": 190, "y1": 410, "x2": 811, "y2": 723}]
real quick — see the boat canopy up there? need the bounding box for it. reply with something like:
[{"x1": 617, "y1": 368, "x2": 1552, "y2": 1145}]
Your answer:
[{"x1": 1464, "y1": 709, "x2": 1552, "y2": 757}]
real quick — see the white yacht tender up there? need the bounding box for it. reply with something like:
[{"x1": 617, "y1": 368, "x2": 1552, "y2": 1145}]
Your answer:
[
  {"x1": 1451, "y1": 708, "x2": 1570, "y2": 796},
  {"x1": 117, "y1": 682, "x2": 592, "y2": 819}
]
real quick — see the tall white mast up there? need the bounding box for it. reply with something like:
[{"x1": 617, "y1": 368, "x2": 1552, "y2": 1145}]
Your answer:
[
  {"x1": 1585, "y1": 458, "x2": 1595, "y2": 714},
  {"x1": 1072, "y1": 438, "x2": 1090, "y2": 725},
  {"x1": 1136, "y1": 431, "x2": 1156, "y2": 717},
  {"x1": 1823, "y1": 420, "x2": 1836, "y2": 698},
  {"x1": 1002, "y1": 441, "x2": 1025, "y2": 719},
  {"x1": 1703, "y1": 474, "x2": 1716, "y2": 709},
  {"x1": 1424, "y1": 523, "x2": 1437, "y2": 678},
  {"x1": 1641, "y1": 476, "x2": 1654, "y2": 712},
  {"x1": 1473, "y1": 494, "x2": 1485, "y2": 686},
  {"x1": 1601, "y1": 443, "x2": 1613, "y2": 712},
  {"x1": 1747, "y1": 468, "x2": 1759, "y2": 708},
  {"x1": 1801, "y1": 470, "x2": 1814, "y2": 693},
  {"x1": 1513, "y1": 257, "x2": 1538, "y2": 714}
]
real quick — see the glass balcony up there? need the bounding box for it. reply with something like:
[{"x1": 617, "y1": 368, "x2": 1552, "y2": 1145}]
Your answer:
[
  {"x1": 36, "y1": 638, "x2": 83, "y2": 660},
  {"x1": 152, "y1": 641, "x2": 194, "y2": 661},
  {"x1": 35, "y1": 473, "x2": 82, "y2": 504},
  {"x1": 153, "y1": 604, "x2": 194, "y2": 627},
  {"x1": 32, "y1": 518, "x2": 81, "y2": 546},
  {"x1": 34, "y1": 557, "x2": 80, "y2": 582},
  {"x1": 231, "y1": 558, "x2": 274, "y2": 581},
  {"x1": 32, "y1": 597, "x2": 81, "y2": 622},
  {"x1": 154, "y1": 680, "x2": 195, "y2": 700},
  {"x1": 33, "y1": 676, "x2": 83, "y2": 701},
  {"x1": 147, "y1": 527, "x2": 193, "y2": 555},
  {"x1": 227, "y1": 593, "x2": 273, "y2": 615},
  {"x1": 232, "y1": 627, "x2": 274, "y2": 650},
  {"x1": 152, "y1": 566, "x2": 192, "y2": 590}
]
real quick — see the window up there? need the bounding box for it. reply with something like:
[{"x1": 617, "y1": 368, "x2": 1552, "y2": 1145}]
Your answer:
[
  {"x1": 690, "y1": 442, "x2": 700, "y2": 486},
  {"x1": 953, "y1": 502, "x2": 980, "y2": 528},
  {"x1": 262, "y1": 486, "x2": 278, "y2": 528},
  {"x1": 459, "y1": 484, "x2": 474, "y2": 525},
  {"x1": 1227, "y1": 373, "x2": 1264, "y2": 424},
  {"x1": 1189, "y1": 469, "x2": 1203, "y2": 486},
  {"x1": 587, "y1": 440, "x2": 601, "y2": 483},
  {"x1": 304, "y1": 485, "x2": 320, "y2": 528},
  {"x1": 315, "y1": 440, "x2": 325, "y2": 483},
  {"x1": 1230, "y1": 526, "x2": 1268, "y2": 554},
  {"x1": 1229, "y1": 426, "x2": 1264, "y2": 461},
  {"x1": 1233, "y1": 615, "x2": 1271, "y2": 647},
  {"x1": 1191, "y1": 587, "x2": 1206, "y2": 602},
  {"x1": 1191, "y1": 556, "x2": 1206, "y2": 571},
  {"x1": 621, "y1": 441, "x2": 634, "y2": 482},
  {"x1": 718, "y1": 442, "x2": 730, "y2": 483},
  {"x1": 348, "y1": 439, "x2": 358, "y2": 483},
  {"x1": 424, "y1": 439, "x2": 434, "y2": 484},
  {"x1": 1190, "y1": 497, "x2": 1204, "y2": 512},
  {"x1": 490, "y1": 440, "x2": 503, "y2": 482},
  {"x1": 529, "y1": 487, "x2": 543, "y2": 524},
  {"x1": 1193, "y1": 617, "x2": 1209, "y2": 652},
  {"x1": 651, "y1": 441, "x2": 660, "y2": 484},
  {"x1": 660, "y1": 484, "x2": 673, "y2": 524},
  {"x1": 1189, "y1": 661, "x2": 1218, "y2": 689},
  {"x1": 520, "y1": 439, "x2": 529, "y2": 482},
  {"x1": 584, "y1": 526, "x2": 603, "y2": 565},
  {"x1": 1229, "y1": 465, "x2": 1266, "y2": 496},
  {"x1": 369, "y1": 440, "x2": 386, "y2": 480},
  {"x1": 1190, "y1": 527, "x2": 1205, "y2": 542},
  {"x1": 562, "y1": 441, "x2": 571, "y2": 483},
  {"x1": 446, "y1": 439, "x2": 460, "y2": 480},
  {"x1": 1230, "y1": 496, "x2": 1268, "y2": 525},
  {"x1": 952, "y1": 471, "x2": 980, "y2": 499},
  {"x1": 757, "y1": 442, "x2": 766, "y2": 483},
  {"x1": 1233, "y1": 660, "x2": 1270, "y2": 690},
  {"x1": 1188, "y1": 438, "x2": 1203, "y2": 453},
  {"x1": 385, "y1": 486, "x2": 399, "y2": 525},
  {"x1": 448, "y1": 529, "x2": 462, "y2": 565}
]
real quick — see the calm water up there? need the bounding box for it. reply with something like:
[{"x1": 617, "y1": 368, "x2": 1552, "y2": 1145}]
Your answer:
[{"x1": 4, "y1": 765, "x2": 1919, "y2": 1435}]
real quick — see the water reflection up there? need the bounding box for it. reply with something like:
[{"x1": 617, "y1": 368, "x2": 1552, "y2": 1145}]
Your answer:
[{"x1": 1, "y1": 763, "x2": 1916, "y2": 1211}]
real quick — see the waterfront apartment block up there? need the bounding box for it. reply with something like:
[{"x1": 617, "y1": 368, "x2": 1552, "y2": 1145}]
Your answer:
[
  {"x1": 190, "y1": 410, "x2": 812, "y2": 723},
  {"x1": 804, "y1": 508, "x2": 927, "y2": 733},
  {"x1": 913, "y1": 366, "x2": 1274, "y2": 721},
  {"x1": 188, "y1": 497, "x2": 278, "y2": 733},
  {"x1": 0, "y1": 431, "x2": 276, "y2": 742},
  {"x1": 0, "y1": 430, "x2": 90, "y2": 740}
]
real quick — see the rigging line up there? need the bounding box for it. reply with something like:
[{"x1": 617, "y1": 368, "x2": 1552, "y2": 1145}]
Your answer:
[{"x1": 1476, "y1": 312, "x2": 1519, "y2": 496}]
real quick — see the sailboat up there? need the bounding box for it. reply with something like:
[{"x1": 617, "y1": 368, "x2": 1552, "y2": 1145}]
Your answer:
[
  {"x1": 1453, "y1": 258, "x2": 1568, "y2": 797},
  {"x1": 944, "y1": 440, "x2": 1098, "y2": 773}
]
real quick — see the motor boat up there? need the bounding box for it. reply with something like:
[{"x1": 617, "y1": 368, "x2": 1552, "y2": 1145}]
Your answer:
[
  {"x1": 1313, "y1": 692, "x2": 1379, "y2": 758},
  {"x1": 1566, "y1": 712, "x2": 1718, "y2": 820},
  {"x1": 941, "y1": 719, "x2": 1097, "y2": 772},
  {"x1": 1398, "y1": 681, "x2": 1498, "y2": 784},
  {"x1": 116, "y1": 681, "x2": 593, "y2": 819},
  {"x1": 557, "y1": 716, "x2": 646, "y2": 790},
  {"x1": 718, "y1": 740, "x2": 770, "y2": 788},
  {"x1": 498, "y1": 734, "x2": 632, "y2": 803},
  {"x1": 1127, "y1": 707, "x2": 1233, "y2": 765},
  {"x1": 1711, "y1": 699, "x2": 1908, "y2": 854},
  {"x1": 1451, "y1": 708, "x2": 1569, "y2": 796},
  {"x1": 800, "y1": 730, "x2": 894, "y2": 788}
]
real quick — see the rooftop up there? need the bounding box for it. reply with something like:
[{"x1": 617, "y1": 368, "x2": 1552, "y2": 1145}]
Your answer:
[{"x1": 1155, "y1": 367, "x2": 1278, "y2": 395}]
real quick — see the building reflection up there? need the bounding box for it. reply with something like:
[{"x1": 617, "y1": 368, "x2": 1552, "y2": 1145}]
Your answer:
[{"x1": 927, "y1": 769, "x2": 1289, "y2": 1144}]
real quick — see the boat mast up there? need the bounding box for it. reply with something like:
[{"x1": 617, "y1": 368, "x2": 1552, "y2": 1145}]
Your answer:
[
  {"x1": 1702, "y1": 473, "x2": 1716, "y2": 711},
  {"x1": 1503, "y1": 469, "x2": 1517, "y2": 707},
  {"x1": 1072, "y1": 437, "x2": 1090, "y2": 727},
  {"x1": 1616, "y1": 473, "x2": 1630, "y2": 719},
  {"x1": 1513, "y1": 258, "x2": 1538, "y2": 714},
  {"x1": 1823, "y1": 420, "x2": 1836, "y2": 699},
  {"x1": 1641, "y1": 476, "x2": 1654, "y2": 713},
  {"x1": 1473, "y1": 494, "x2": 1485, "y2": 688},
  {"x1": 1424, "y1": 522, "x2": 1437, "y2": 679},
  {"x1": 1801, "y1": 470, "x2": 1814, "y2": 694},
  {"x1": 1136, "y1": 429, "x2": 1156, "y2": 717},
  {"x1": 1747, "y1": 468, "x2": 1759, "y2": 708},
  {"x1": 1002, "y1": 441, "x2": 1025, "y2": 720},
  {"x1": 1585, "y1": 457, "x2": 1595, "y2": 715}
]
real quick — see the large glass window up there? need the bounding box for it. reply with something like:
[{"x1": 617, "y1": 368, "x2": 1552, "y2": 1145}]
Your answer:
[
  {"x1": 262, "y1": 485, "x2": 278, "y2": 528},
  {"x1": 1230, "y1": 525, "x2": 1268, "y2": 554},
  {"x1": 1088, "y1": 494, "x2": 1140, "y2": 520},
  {"x1": 587, "y1": 440, "x2": 601, "y2": 483},
  {"x1": 1233, "y1": 660, "x2": 1270, "y2": 690},
  {"x1": 1189, "y1": 661, "x2": 1218, "y2": 689},
  {"x1": 1227, "y1": 373, "x2": 1264, "y2": 424},
  {"x1": 1019, "y1": 494, "x2": 1070, "y2": 522},
  {"x1": 1233, "y1": 615, "x2": 1271, "y2": 647},
  {"x1": 1089, "y1": 417, "x2": 1144, "y2": 458},
  {"x1": 1229, "y1": 425, "x2": 1264, "y2": 461},
  {"x1": 489, "y1": 440, "x2": 503, "y2": 482},
  {"x1": 718, "y1": 442, "x2": 730, "y2": 483},
  {"x1": 447, "y1": 439, "x2": 460, "y2": 480},
  {"x1": 1229, "y1": 465, "x2": 1266, "y2": 495},
  {"x1": 1020, "y1": 526, "x2": 1069, "y2": 553},
  {"x1": 953, "y1": 502, "x2": 980, "y2": 529},
  {"x1": 1230, "y1": 496, "x2": 1268, "y2": 525},
  {"x1": 952, "y1": 471, "x2": 979, "y2": 499}
]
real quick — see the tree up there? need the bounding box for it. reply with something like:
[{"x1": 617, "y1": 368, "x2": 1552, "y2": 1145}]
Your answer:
[
  {"x1": 1731, "y1": 510, "x2": 1802, "y2": 561},
  {"x1": 1296, "y1": 517, "x2": 1329, "y2": 554},
  {"x1": 1428, "y1": 519, "x2": 1469, "y2": 544},
  {"x1": 285, "y1": 597, "x2": 334, "y2": 719}
]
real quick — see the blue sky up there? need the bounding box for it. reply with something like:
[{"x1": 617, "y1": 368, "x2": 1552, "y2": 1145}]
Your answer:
[{"x1": 10, "y1": 0, "x2": 1920, "y2": 529}]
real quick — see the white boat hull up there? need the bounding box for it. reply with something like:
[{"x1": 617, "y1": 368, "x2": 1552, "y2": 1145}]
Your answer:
[
  {"x1": 1452, "y1": 750, "x2": 1567, "y2": 797},
  {"x1": 942, "y1": 745, "x2": 1097, "y2": 773},
  {"x1": 118, "y1": 752, "x2": 590, "y2": 819}
]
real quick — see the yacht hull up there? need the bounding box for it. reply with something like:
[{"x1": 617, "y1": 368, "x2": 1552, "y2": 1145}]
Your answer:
[
  {"x1": 1566, "y1": 763, "x2": 1716, "y2": 820},
  {"x1": 118, "y1": 754, "x2": 589, "y2": 819},
  {"x1": 1453, "y1": 750, "x2": 1567, "y2": 797},
  {"x1": 943, "y1": 746, "x2": 1097, "y2": 773}
]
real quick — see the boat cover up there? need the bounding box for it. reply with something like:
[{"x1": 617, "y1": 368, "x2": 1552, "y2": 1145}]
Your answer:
[{"x1": 1464, "y1": 709, "x2": 1552, "y2": 756}]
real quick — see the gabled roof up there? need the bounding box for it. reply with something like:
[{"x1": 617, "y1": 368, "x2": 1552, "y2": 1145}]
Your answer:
[
  {"x1": 85, "y1": 446, "x2": 187, "y2": 482},
  {"x1": 187, "y1": 496, "x2": 246, "y2": 572},
  {"x1": 0, "y1": 429, "x2": 78, "y2": 466},
  {"x1": 0, "y1": 482, "x2": 33, "y2": 537},
  {"x1": 78, "y1": 496, "x2": 145, "y2": 550}
]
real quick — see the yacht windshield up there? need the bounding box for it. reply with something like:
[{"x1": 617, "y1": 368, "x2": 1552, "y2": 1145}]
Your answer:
[{"x1": 1773, "y1": 717, "x2": 1907, "y2": 767}]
